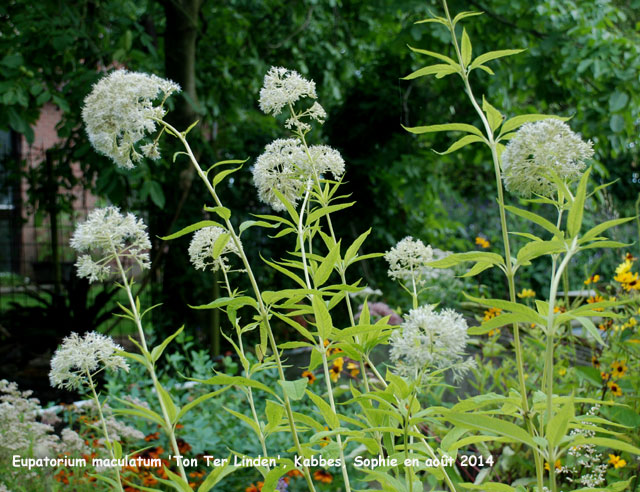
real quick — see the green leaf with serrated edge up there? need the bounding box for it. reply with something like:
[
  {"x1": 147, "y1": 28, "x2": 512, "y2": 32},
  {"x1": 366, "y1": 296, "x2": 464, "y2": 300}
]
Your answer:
[
  {"x1": 460, "y1": 261, "x2": 494, "y2": 277},
  {"x1": 197, "y1": 457, "x2": 237, "y2": 492},
  {"x1": 212, "y1": 165, "x2": 242, "y2": 188},
  {"x1": 463, "y1": 292, "x2": 545, "y2": 325},
  {"x1": 189, "y1": 295, "x2": 257, "y2": 311},
  {"x1": 516, "y1": 239, "x2": 566, "y2": 266},
  {"x1": 469, "y1": 49, "x2": 525, "y2": 70},
  {"x1": 344, "y1": 228, "x2": 371, "y2": 264},
  {"x1": 499, "y1": 114, "x2": 569, "y2": 136},
  {"x1": 163, "y1": 467, "x2": 192, "y2": 492},
  {"x1": 157, "y1": 385, "x2": 178, "y2": 424},
  {"x1": 150, "y1": 326, "x2": 184, "y2": 363},
  {"x1": 568, "y1": 168, "x2": 591, "y2": 237},
  {"x1": 160, "y1": 220, "x2": 224, "y2": 241},
  {"x1": 278, "y1": 378, "x2": 308, "y2": 401},
  {"x1": 402, "y1": 64, "x2": 459, "y2": 80},
  {"x1": 306, "y1": 202, "x2": 354, "y2": 225},
  {"x1": 306, "y1": 390, "x2": 339, "y2": 429},
  {"x1": 272, "y1": 311, "x2": 316, "y2": 342},
  {"x1": 447, "y1": 413, "x2": 538, "y2": 448},
  {"x1": 238, "y1": 220, "x2": 277, "y2": 235},
  {"x1": 461, "y1": 28, "x2": 472, "y2": 66},
  {"x1": 482, "y1": 96, "x2": 503, "y2": 132},
  {"x1": 211, "y1": 232, "x2": 231, "y2": 259},
  {"x1": 504, "y1": 205, "x2": 562, "y2": 236},
  {"x1": 313, "y1": 241, "x2": 340, "y2": 287},
  {"x1": 580, "y1": 216, "x2": 635, "y2": 243},
  {"x1": 546, "y1": 398, "x2": 574, "y2": 448},
  {"x1": 261, "y1": 255, "x2": 307, "y2": 288},
  {"x1": 190, "y1": 374, "x2": 278, "y2": 397},
  {"x1": 428, "y1": 251, "x2": 505, "y2": 268},
  {"x1": 205, "y1": 158, "x2": 248, "y2": 175},
  {"x1": 224, "y1": 406, "x2": 260, "y2": 435},
  {"x1": 460, "y1": 484, "x2": 515, "y2": 491},
  {"x1": 402, "y1": 122, "x2": 484, "y2": 138},
  {"x1": 407, "y1": 45, "x2": 457, "y2": 65},
  {"x1": 452, "y1": 11, "x2": 483, "y2": 26},
  {"x1": 468, "y1": 313, "x2": 529, "y2": 334},
  {"x1": 202, "y1": 205, "x2": 231, "y2": 221},
  {"x1": 434, "y1": 134, "x2": 485, "y2": 155},
  {"x1": 312, "y1": 294, "x2": 333, "y2": 340},
  {"x1": 571, "y1": 436, "x2": 640, "y2": 455},
  {"x1": 580, "y1": 240, "x2": 631, "y2": 250}
]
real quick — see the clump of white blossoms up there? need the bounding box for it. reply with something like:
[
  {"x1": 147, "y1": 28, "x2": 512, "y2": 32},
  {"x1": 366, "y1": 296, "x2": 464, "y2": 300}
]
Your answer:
[
  {"x1": 389, "y1": 305, "x2": 473, "y2": 381},
  {"x1": 385, "y1": 236, "x2": 434, "y2": 286},
  {"x1": 259, "y1": 66, "x2": 317, "y2": 116},
  {"x1": 501, "y1": 119, "x2": 594, "y2": 198},
  {"x1": 188, "y1": 226, "x2": 240, "y2": 272},
  {"x1": 82, "y1": 69, "x2": 180, "y2": 169},
  {"x1": 70, "y1": 206, "x2": 151, "y2": 283},
  {"x1": 49, "y1": 332, "x2": 129, "y2": 391}
]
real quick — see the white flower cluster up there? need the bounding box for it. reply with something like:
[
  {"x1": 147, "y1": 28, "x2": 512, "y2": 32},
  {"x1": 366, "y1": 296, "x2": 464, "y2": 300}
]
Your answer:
[
  {"x1": 259, "y1": 66, "x2": 317, "y2": 116},
  {"x1": 82, "y1": 70, "x2": 180, "y2": 169},
  {"x1": 562, "y1": 405, "x2": 607, "y2": 488},
  {"x1": 70, "y1": 206, "x2": 151, "y2": 283},
  {"x1": 188, "y1": 226, "x2": 240, "y2": 272},
  {"x1": 252, "y1": 139, "x2": 345, "y2": 211},
  {"x1": 49, "y1": 332, "x2": 129, "y2": 390},
  {"x1": 501, "y1": 119, "x2": 594, "y2": 198},
  {"x1": 385, "y1": 237, "x2": 434, "y2": 286},
  {"x1": 389, "y1": 305, "x2": 473, "y2": 380}
]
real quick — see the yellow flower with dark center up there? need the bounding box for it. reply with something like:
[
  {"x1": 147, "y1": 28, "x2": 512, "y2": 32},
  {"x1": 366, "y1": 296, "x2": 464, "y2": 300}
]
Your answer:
[
  {"x1": 607, "y1": 380, "x2": 622, "y2": 396},
  {"x1": 475, "y1": 236, "x2": 490, "y2": 249},
  {"x1": 483, "y1": 307, "x2": 502, "y2": 322},
  {"x1": 611, "y1": 361, "x2": 627, "y2": 379},
  {"x1": 608, "y1": 454, "x2": 627, "y2": 468},
  {"x1": 302, "y1": 370, "x2": 316, "y2": 384},
  {"x1": 346, "y1": 362, "x2": 359, "y2": 378},
  {"x1": 625, "y1": 252, "x2": 637, "y2": 262},
  {"x1": 544, "y1": 460, "x2": 561, "y2": 471},
  {"x1": 517, "y1": 288, "x2": 535, "y2": 298},
  {"x1": 553, "y1": 305, "x2": 566, "y2": 313},
  {"x1": 591, "y1": 355, "x2": 600, "y2": 369},
  {"x1": 329, "y1": 357, "x2": 344, "y2": 382},
  {"x1": 313, "y1": 470, "x2": 333, "y2": 484},
  {"x1": 584, "y1": 274, "x2": 600, "y2": 285},
  {"x1": 601, "y1": 371, "x2": 610, "y2": 381}
]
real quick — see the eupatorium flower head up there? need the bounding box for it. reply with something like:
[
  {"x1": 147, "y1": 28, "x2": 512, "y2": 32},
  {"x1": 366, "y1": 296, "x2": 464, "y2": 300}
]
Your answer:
[
  {"x1": 501, "y1": 119, "x2": 594, "y2": 198},
  {"x1": 49, "y1": 332, "x2": 129, "y2": 390},
  {"x1": 70, "y1": 206, "x2": 151, "y2": 283},
  {"x1": 385, "y1": 237, "x2": 433, "y2": 285},
  {"x1": 259, "y1": 67, "x2": 317, "y2": 116},
  {"x1": 188, "y1": 226, "x2": 240, "y2": 272},
  {"x1": 389, "y1": 305, "x2": 473, "y2": 380},
  {"x1": 82, "y1": 70, "x2": 180, "y2": 169}
]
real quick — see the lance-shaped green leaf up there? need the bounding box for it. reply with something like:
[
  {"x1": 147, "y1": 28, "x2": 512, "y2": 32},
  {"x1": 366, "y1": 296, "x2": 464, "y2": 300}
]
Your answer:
[
  {"x1": 306, "y1": 390, "x2": 340, "y2": 429},
  {"x1": 159, "y1": 220, "x2": 224, "y2": 241},
  {"x1": 504, "y1": 205, "x2": 562, "y2": 237},
  {"x1": 446, "y1": 413, "x2": 538, "y2": 448},
  {"x1": 407, "y1": 45, "x2": 457, "y2": 65},
  {"x1": 203, "y1": 205, "x2": 231, "y2": 221},
  {"x1": 278, "y1": 378, "x2": 308, "y2": 401},
  {"x1": 565, "y1": 315, "x2": 606, "y2": 346},
  {"x1": 570, "y1": 436, "x2": 640, "y2": 455},
  {"x1": 567, "y1": 168, "x2": 591, "y2": 237},
  {"x1": 579, "y1": 216, "x2": 635, "y2": 244},
  {"x1": 212, "y1": 164, "x2": 244, "y2": 188},
  {"x1": 461, "y1": 28, "x2": 472, "y2": 66},
  {"x1": 546, "y1": 398, "x2": 574, "y2": 449},
  {"x1": 460, "y1": 484, "x2": 516, "y2": 492},
  {"x1": 151, "y1": 326, "x2": 184, "y2": 363},
  {"x1": 314, "y1": 241, "x2": 341, "y2": 287},
  {"x1": 428, "y1": 251, "x2": 505, "y2": 269},
  {"x1": 464, "y1": 292, "x2": 546, "y2": 325},
  {"x1": 211, "y1": 231, "x2": 231, "y2": 259},
  {"x1": 499, "y1": 114, "x2": 569, "y2": 136},
  {"x1": 157, "y1": 385, "x2": 178, "y2": 424},
  {"x1": 197, "y1": 457, "x2": 237, "y2": 492},
  {"x1": 344, "y1": 228, "x2": 371, "y2": 265},
  {"x1": 516, "y1": 239, "x2": 567, "y2": 266},
  {"x1": 191, "y1": 374, "x2": 278, "y2": 397},
  {"x1": 312, "y1": 294, "x2": 333, "y2": 339},
  {"x1": 469, "y1": 49, "x2": 525, "y2": 71},
  {"x1": 189, "y1": 295, "x2": 257, "y2": 311},
  {"x1": 482, "y1": 96, "x2": 503, "y2": 133},
  {"x1": 452, "y1": 11, "x2": 483, "y2": 26},
  {"x1": 403, "y1": 63, "x2": 459, "y2": 80},
  {"x1": 402, "y1": 122, "x2": 484, "y2": 138},
  {"x1": 468, "y1": 313, "x2": 529, "y2": 335},
  {"x1": 434, "y1": 134, "x2": 486, "y2": 155}
]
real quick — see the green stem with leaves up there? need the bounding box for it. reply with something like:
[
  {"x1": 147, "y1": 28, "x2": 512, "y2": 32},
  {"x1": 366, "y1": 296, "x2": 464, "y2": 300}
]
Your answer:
[{"x1": 161, "y1": 120, "x2": 317, "y2": 492}]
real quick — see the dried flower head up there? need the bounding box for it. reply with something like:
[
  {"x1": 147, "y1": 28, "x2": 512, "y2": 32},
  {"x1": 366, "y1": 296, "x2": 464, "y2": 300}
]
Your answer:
[
  {"x1": 188, "y1": 226, "x2": 240, "y2": 272},
  {"x1": 389, "y1": 305, "x2": 473, "y2": 380},
  {"x1": 70, "y1": 206, "x2": 151, "y2": 283},
  {"x1": 82, "y1": 70, "x2": 180, "y2": 169},
  {"x1": 385, "y1": 237, "x2": 433, "y2": 285},
  {"x1": 49, "y1": 332, "x2": 129, "y2": 390},
  {"x1": 259, "y1": 67, "x2": 317, "y2": 116},
  {"x1": 501, "y1": 119, "x2": 594, "y2": 198}
]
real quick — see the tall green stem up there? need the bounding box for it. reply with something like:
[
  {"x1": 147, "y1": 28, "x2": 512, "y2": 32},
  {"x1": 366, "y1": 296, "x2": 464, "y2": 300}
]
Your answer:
[
  {"x1": 441, "y1": 1, "x2": 544, "y2": 487},
  {"x1": 161, "y1": 120, "x2": 317, "y2": 492}
]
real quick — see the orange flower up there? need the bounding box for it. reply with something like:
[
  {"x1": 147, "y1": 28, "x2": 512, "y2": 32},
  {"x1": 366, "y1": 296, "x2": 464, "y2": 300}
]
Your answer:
[
  {"x1": 54, "y1": 469, "x2": 70, "y2": 485},
  {"x1": 313, "y1": 470, "x2": 333, "y2": 483},
  {"x1": 302, "y1": 370, "x2": 316, "y2": 384},
  {"x1": 287, "y1": 469, "x2": 303, "y2": 478},
  {"x1": 144, "y1": 432, "x2": 160, "y2": 442},
  {"x1": 587, "y1": 295, "x2": 604, "y2": 311},
  {"x1": 598, "y1": 319, "x2": 613, "y2": 331},
  {"x1": 177, "y1": 439, "x2": 191, "y2": 454}
]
